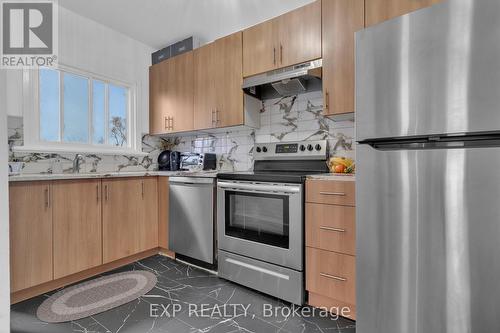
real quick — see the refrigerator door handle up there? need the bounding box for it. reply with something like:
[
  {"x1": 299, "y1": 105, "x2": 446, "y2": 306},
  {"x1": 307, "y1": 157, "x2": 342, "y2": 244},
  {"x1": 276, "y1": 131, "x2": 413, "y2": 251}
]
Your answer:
[{"x1": 360, "y1": 132, "x2": 500, "y2": 151}]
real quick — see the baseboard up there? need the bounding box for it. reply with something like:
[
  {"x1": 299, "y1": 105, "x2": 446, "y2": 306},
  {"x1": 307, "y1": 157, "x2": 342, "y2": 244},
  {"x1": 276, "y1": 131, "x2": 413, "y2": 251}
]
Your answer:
[
  {"x1": 158, "y1": 248, "x2": 175, "y2": 259},
  {"x1": 11, "y1": 248, "x2": 160, "y2": 304},
  {"x1": 308, "y1": 292, "x2": 357, "y2": 320}
]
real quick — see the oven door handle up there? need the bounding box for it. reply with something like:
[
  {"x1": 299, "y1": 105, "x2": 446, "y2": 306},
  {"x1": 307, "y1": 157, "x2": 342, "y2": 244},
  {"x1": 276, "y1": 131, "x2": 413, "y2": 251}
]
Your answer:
[{"x1": 217, "y1": 181, "x2": 301, "y2": 194}]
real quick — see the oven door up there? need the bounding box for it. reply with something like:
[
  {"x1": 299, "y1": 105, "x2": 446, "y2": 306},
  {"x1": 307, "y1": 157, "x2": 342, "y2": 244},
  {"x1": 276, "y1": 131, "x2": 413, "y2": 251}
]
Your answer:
[{"x1": 217, "y1": 180, "x2": 303, "y2": 270}]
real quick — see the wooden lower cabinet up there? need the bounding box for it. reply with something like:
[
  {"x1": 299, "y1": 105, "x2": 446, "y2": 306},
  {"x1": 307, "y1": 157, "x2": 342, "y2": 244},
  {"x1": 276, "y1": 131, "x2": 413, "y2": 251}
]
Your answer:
[
  {"x1": 102, "y1": 178, "x2": 142, "y2": 263},
  {"x1": 158, "y1": 177, "x2": 169, "y2": 250},
  {"x1": 306, "y1": 179, "x2": 356, "y2": 206},
  {"x1": 9, "y1": 182, "x2": 53, "y2": 292},
  {"x1": 52, "y1": 179, "x2": 103, "y2": 279},
  {"x1": 306, "y1": 203, "x2": 356, "y2": 255},
  {"x1": 102, "y1": 177, "x2": 159, "y2": 263},
  {"x1": 305, "y1": 179, "x2": 356, "y2": 319},
  {"x1": 138, "y1": 177, "x2": 159, "y2": 252},
  {"x1": 306, "y1": 248, "x2": 356, "y2": 306},
  {"x1": 9, "y1": 176, "x2": 163, "y2": 301}
]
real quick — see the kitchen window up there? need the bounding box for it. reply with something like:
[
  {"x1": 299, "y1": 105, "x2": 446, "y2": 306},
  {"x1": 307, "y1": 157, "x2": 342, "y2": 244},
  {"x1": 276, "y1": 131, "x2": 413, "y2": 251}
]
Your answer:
[{"x1": 18, "y1": 66, "x2": 142, "y2": 155}]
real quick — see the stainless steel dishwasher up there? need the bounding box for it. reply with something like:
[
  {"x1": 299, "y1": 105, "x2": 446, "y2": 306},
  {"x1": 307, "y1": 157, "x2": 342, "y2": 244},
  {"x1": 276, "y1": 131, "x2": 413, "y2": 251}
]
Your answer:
[{"x1": 169, "y1": 176, "x2": 215, "y2": 264}]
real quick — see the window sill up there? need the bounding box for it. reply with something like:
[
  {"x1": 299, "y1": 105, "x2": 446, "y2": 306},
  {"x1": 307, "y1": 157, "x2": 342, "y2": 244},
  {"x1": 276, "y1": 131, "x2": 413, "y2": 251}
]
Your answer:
[{"x1": 12, "y1": 145, "x2": 149, "y2": 157}]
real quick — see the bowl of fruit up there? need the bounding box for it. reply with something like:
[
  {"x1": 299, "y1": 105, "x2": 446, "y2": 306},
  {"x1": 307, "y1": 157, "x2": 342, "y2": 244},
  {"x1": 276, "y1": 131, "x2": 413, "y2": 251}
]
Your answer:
[{"x1": 328, "y1": 156, "x2": 355, "y2": 174}]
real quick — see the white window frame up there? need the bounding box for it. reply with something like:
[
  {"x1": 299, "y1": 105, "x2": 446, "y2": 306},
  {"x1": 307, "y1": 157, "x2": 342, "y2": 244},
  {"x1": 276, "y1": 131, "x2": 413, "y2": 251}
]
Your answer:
[{"x1": 16, "y1": 64, "x2": 145, "y2": 156}]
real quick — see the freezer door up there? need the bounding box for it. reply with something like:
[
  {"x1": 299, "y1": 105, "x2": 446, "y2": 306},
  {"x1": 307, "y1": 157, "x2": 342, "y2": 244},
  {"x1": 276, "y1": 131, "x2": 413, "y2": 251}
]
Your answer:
[
  {"x1": 356, "y1": 0, "x2": 500, "y2": 141},
  {"x1": 356, "y1": 144, "x2": 500, "y2": 333}
]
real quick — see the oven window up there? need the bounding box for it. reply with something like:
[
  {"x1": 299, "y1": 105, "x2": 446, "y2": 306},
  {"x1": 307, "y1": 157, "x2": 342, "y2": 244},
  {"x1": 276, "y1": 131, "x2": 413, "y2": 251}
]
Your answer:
[{"x1": 225, "y1": 191, "x2": 289, "y2": 248}]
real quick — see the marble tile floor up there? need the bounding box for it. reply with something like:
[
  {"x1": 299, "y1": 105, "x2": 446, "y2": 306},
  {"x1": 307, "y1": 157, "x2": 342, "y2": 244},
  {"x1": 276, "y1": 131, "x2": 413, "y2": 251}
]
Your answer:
[{"x1": 11, "y1": 255, "x2": 356, "y2": 333}]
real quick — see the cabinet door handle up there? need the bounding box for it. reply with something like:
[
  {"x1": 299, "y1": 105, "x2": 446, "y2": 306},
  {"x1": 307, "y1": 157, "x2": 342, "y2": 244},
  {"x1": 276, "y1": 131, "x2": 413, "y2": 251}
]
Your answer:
[
  {"x1": 170, "y1": 117, "x2": 174, "y2": 131},
  {"x1": 319, "y1": 191, "x2": 345, "y2": 196},
  {"x1": 44, "y1": 186, "x2": 50, "y2": 208},
  {"x1": 280, "y1": 44, "x2": 283, "y2": 64},
  {"x1": 96, "y1": 184, "x2": 100, "y2": 203},
  {"x1": 164, "y1": 116, "x2": 168, "y2": 130},
  {"x1": 216, "y1": 109, "x2": 220, "y2": 125},
  {"x1": 320, "y1": 272, "x2": 347, "y2": 282},
  {"x1": 320, "y1": 226, "x2": 346, "y2": 233},
  {"x1": 325, "y1": 91, "x2": 329, "y2": 110},
  {"x1": 141, "y1": 181, "x2": 145, "y2": 199},
  {"x1": 104, "y1": 184, "x2": 108, "y2": 202},
  {"x1": 273, "y1": 47, "x2": 276, "y2": 65},
  {"x1": 211, "y1": 109, "x2": 215, "y2": 127}
]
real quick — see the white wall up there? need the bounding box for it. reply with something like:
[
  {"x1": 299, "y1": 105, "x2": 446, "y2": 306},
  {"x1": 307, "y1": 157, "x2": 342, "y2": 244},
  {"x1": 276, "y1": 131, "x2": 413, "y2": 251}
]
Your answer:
[
  {"x1": 7, "y1": 6, "x2": 154, "y2": 134},
  {"x1": 0, "y1": 69, "x2": 11, "y2": 331}
]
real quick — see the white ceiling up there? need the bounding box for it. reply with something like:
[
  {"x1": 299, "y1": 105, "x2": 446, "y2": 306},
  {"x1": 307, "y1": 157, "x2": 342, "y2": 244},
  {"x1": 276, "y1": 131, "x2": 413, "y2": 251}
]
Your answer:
[{"x1": 59, "y1": 0, "x2": 315, "y2": 49}]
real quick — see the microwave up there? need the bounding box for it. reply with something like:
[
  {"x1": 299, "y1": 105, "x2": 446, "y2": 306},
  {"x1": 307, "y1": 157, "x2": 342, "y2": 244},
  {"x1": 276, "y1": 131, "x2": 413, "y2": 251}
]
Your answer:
[{"x1": 179, "y1": 153, "x2": 217, "y2": 171}]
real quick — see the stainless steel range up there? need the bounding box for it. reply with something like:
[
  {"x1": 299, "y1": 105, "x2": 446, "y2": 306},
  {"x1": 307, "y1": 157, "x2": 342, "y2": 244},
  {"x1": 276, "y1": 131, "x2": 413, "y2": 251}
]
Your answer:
[{"x1": 217, "y1": 140, "x2": 328, "y2": 305}]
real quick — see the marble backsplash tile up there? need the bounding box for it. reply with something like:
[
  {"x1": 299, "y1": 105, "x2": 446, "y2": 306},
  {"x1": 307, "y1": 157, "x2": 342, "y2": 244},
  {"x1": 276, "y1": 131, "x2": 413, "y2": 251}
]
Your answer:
[
  {"x1": 173, "y1": 91, "x2": 355, "y2": 171},
  {"x1": 7, "y1": 91, "x2": 355, "y2": 174}
]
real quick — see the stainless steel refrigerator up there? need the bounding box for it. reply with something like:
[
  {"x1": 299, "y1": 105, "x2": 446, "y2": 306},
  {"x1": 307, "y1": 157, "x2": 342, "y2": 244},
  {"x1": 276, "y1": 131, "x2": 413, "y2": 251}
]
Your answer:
[{"x1": 356, "y1": 0, "x2": 500, "y2": 332}]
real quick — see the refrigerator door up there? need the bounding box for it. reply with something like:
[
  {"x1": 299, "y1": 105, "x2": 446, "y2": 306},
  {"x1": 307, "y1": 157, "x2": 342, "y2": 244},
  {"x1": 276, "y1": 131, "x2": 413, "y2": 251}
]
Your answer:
[
  {"x1": 356, "y1": 144, "x2": 500, "y2": 333},
  {"x1": 356, "y1": 0, "x2": 500, "y2": 141}
]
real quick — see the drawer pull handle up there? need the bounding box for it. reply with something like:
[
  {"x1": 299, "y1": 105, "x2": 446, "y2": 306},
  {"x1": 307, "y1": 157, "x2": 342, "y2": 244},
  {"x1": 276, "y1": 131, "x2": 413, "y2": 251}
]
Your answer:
[
  {"x1": 320, "y1": 272, "x2": 347, "y2": 282},
  {"x1": 225, "y1": 258, "x2": 290, "y2": 280},
  {"x1": 319, "y1": 191, "x2": 345, "y2": 196},
  {"x1": 320, "y1": 226, "x2": 346, "y2": 233}
]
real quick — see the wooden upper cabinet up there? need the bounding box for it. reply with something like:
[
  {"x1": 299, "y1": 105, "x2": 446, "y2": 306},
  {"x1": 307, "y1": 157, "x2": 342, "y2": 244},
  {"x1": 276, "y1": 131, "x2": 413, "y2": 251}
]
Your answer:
[
  {"x1": 194, "y1": 32, "x2": 243, "y2": 130},
  {"x1": 243, "y1": 19, "x2": 278, "y2": 77},
  {"x1": 52, "y1": 179, "x2": 102, "y2": 279},
  {"x1": 149, "y1": 61, "x2": 166, "y2": 135},
  {"x1": 243, "y1": 0, "x2": 321, "y2": 77},
  {"x1": 166, "y1": 51, "x2": 194, "y2": 132},
  {"x1": 322, "y1": 0, "x2": 365, "y2": 115},
  {"x1": 214, "y1": 32, "x2": 244, "y2": 127},
  {"x1": 194, "y1": 42, "x2": 216, "y2": 130},
  {"x1": 149, "y1": 51, "x2": 194, "y2": 134},
  {"x1": 278, "y1": 0, "x2": 321, "y2": 68},
  {"x1": 138, "y1": 177, "x2": 159, "y2": 252},
  {"x1": 365, "y1": 0, "x2": 444, "y2": 27},
  {"x1": 9, "y1": 182, "x2": 53, "y2": 292}
]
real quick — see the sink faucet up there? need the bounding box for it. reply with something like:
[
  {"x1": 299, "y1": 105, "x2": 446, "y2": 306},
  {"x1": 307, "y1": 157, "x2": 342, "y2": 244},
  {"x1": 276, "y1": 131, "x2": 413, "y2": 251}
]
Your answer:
[{"x1": 72, "y1": 154, "x2": 85, "y2": 173}]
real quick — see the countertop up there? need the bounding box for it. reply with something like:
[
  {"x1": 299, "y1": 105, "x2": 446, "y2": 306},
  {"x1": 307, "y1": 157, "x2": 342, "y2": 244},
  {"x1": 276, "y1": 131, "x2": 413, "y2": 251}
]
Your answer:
[
  {"x1": 8, "y1": 170, "x2": 355, "y2": 182},
  {"x1": 8, "y1": 170, "x2": 219, "y2": 182},
  {"x1": 306, "y1": 173, "x2": 356, "y2": 181}
]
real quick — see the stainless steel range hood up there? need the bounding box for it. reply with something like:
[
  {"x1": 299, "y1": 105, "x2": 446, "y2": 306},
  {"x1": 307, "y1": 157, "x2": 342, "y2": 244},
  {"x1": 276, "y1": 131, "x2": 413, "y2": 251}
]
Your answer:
[{"x1": 242, "y1": 59, "x2": 322, "y2": 100}]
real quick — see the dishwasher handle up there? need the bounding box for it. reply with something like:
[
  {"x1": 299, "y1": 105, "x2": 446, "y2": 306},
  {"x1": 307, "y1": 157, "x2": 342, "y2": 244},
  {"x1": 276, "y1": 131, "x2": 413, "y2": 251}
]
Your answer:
[{"x1": 169, "y1": 176, "x2": 214, "y2": 185}]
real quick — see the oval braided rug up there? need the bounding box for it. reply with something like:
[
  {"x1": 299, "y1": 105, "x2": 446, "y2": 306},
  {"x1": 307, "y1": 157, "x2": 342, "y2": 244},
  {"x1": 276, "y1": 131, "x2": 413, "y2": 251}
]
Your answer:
[{"x1": 37, "y1": 270, "x2": 157, "y2": 323}]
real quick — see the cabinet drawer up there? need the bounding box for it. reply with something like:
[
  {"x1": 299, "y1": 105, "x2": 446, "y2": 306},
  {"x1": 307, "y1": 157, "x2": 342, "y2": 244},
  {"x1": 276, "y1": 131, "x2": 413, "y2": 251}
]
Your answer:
[
  {"x1": 306, "y1": 180, "x2": 355, "y2": 206},
  {"x1": 306, "y1": 247, "x2": 355, "y2": 305},
  {"x1": 306, "y1": 203, "x2": 355, "y2": 255}
]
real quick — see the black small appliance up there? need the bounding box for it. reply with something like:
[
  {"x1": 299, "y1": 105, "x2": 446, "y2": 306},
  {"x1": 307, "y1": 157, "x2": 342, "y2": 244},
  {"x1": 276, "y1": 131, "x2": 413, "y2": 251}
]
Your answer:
[
  {"x1": 169, "y1": 151, "x2": 181, "y2": 171},
  {"x1": 157, "y1": 150, "x2": 171, "y2": 171},
  {"x1": 179, "y1": 152, "x2": 217, "y2": 171}
]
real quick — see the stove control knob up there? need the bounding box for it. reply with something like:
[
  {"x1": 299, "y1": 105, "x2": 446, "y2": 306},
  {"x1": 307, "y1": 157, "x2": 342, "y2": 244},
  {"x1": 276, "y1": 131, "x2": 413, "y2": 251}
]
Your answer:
[
  {"x1": 256, "y1": 147, "x2": 262, "y2": 153},
  {"x1": 299, "y1": 144, "x2": 306, "y2": 152},
  {"x1": 315, "y1": 144, "x2": 322, "y2": 151},
  {"x1": 262, "y1": 146, "x2": 268, "y2": 153},
  {"x1": 307, "y1": 144, "x2": 314, "y2": 151}
]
